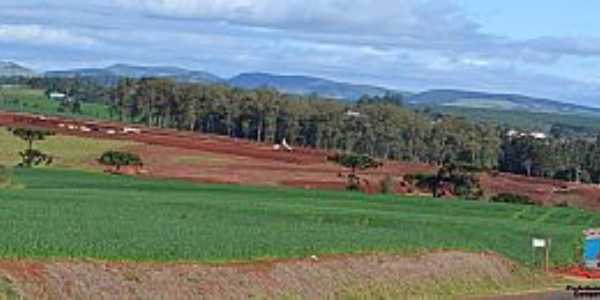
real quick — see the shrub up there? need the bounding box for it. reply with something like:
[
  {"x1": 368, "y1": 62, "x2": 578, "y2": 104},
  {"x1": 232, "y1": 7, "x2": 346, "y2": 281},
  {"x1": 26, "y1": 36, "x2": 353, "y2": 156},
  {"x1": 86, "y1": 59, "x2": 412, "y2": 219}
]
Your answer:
[
  {"x1": 451, "y1": 173, "x2": 483, "y2": 200},
  {"x1": 404, "y1": 168, "x2": 482, "y2": 200},
  {"x1": 18, "y1": 149, "x2": 53, "y2": 168},
  {"x1": 328, "y1": 153, "x2": 382, "y2": 192},
  {"x1": 98, "y1": 151, "x2": 143, "y2": 171},
  {"x1": 490, "y1": 193, "x2": 534, "y2": 205},
  {"x1": 404, "y1": 173, "x2": 437, "y2": 190}
]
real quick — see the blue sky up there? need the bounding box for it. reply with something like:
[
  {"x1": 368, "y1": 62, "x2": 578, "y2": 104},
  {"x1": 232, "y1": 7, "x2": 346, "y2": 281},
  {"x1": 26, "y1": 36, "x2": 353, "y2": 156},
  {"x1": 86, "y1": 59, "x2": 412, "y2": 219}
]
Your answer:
[{"x1": 1, "y1": 1, "x2": 600, "y2": 106}]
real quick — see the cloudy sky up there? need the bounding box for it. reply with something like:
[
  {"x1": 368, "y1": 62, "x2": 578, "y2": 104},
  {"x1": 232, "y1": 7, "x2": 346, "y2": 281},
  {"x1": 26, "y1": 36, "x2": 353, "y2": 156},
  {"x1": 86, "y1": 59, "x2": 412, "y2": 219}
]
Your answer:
[{"x1": 2, "y1": 0, "x2": 600, "y2": 106}]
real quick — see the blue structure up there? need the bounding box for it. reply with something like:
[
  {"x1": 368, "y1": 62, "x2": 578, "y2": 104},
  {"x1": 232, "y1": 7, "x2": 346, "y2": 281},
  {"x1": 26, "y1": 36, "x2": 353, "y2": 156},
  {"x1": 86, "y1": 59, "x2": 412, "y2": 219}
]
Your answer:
[{"x1": 584, "y1": 229, "x2": 600, "y2": 269}]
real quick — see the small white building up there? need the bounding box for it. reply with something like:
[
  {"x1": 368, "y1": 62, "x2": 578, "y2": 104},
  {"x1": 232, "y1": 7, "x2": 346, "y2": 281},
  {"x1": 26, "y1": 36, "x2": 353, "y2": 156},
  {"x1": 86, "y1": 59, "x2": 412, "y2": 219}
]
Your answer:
[
  {"x1": 507, "y1": 129, "x2": 519, "y2": 137},
  {"x1": 530, "y1": 132, "x2": 547, "y2": 139},
  {"x1": 345, "y1": 110, "x2": 361, "y2": 117},
  {"x1": 49, "y1": 92, "x2": 66, "y2": 100},
  {"x1": 508, "y1": 129, "x2": 547, "y2": 140}
]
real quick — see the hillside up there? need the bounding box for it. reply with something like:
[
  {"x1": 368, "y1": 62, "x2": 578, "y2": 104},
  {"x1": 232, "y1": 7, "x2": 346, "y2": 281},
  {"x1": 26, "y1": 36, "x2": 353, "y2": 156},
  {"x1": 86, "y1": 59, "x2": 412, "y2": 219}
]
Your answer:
[
  {"x1": 229, "y1": 72, "x2": 396, "y2": 100},
  {"x1": 409, "y1": 89, "x2": 600, "y2": 116},
  {"x1": 0, "y1": 61, "x2": 36, "y2": 77},
  {"x1": 5, "y1": 61, "x2": 600, "y2": 117},
  {"x1": 46, "y1": 66, "x2": 398, "y2": 100},
  {"x1": 46, "y1": 64, "x2": 224, "y2": 84}
]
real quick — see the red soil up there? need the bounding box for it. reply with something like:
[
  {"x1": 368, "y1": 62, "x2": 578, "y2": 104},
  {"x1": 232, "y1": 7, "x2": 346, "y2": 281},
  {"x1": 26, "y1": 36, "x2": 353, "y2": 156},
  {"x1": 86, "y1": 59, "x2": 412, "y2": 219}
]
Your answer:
[
  {"x1": 2, "y1": 111, "x2": 600, "y2": 210},
  {"x1": 555, "y1": 266, "x2": 600, "y2": 279},
  {"x1": 0, "y1": 112, "x2": 327, "y2": 165},
  {"x1": 480, "y1": 173, "x2": 600, "y2": 211}
]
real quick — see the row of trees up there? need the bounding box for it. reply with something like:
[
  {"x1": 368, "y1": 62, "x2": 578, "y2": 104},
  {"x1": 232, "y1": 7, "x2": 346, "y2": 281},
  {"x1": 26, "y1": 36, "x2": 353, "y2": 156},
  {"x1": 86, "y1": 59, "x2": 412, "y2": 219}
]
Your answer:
[
  {"x1": 106, "y1": 78, "x2": 503, "y2": 170},
  {"x1": 499, "y1": 134, "x2": 600, "y2": 183}
]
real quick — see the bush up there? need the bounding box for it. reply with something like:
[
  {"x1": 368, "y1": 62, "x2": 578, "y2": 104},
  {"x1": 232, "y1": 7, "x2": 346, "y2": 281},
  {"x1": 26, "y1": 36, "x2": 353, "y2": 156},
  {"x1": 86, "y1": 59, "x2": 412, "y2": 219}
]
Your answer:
[
  {"x1": 404, "y1": 173, "x2": 436, "y2": 188},
  {"x1": 553, "y1": 168, "x2": 592, "y2": 183},
  {"x1": 328, "y1": 153, "x2": 382, "y2": 192},
  {"x1": 490, "y1": 193, "x2": 534, "y2": 205},
  {"x1": 404, "y1": 170, "x2": 482, "y2": 200},
  {"x1": 18, "y1": 149, "x2": 53, "y2": 168},
  {"x1": 98, "y1": 151, "x2": 143, "y2": 171},
  {"x1": 452, "y1": 173, "x2": 483, "y2": 200}
]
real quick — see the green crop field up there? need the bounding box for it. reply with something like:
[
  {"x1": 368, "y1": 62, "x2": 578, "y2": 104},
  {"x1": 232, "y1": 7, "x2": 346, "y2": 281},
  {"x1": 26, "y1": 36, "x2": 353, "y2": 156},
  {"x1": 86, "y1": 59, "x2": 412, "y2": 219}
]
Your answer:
[
  {"x1": 0, "y1": 129, "x2": 134, "y2": 170},
  {"x1": 0, "y1": 168, "x2": 598, "y2": 266},
  {"x1": 0, "y1": 87, "x2": 112, "y2": 120}
]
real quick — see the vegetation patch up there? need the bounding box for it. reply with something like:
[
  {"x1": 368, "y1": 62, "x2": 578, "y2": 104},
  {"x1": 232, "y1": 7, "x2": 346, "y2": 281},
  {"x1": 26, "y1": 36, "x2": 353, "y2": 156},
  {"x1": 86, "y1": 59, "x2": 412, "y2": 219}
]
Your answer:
[
  {"x1": 0, "y1": 168, "x2": 597, "y2": 266},
  {"x1": 0, "y1": 87, "x2": 111, "y2": 120},
  {"x1": 491, "y1": 193, "x2": 535, "y2": 205},
  {"x1": 0, "y1": 128, "x2": 134, "y2": 170},
  {"x1": 98, "y1": 151, "x2": 143, "y2": 172}
]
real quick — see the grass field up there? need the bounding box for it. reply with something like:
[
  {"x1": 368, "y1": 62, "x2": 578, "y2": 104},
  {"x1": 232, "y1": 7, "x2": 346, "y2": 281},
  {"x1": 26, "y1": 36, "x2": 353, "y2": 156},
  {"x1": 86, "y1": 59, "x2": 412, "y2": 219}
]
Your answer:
[
  {"x1": 0, "y1": 87, "x2": 112, "y2": 120},
  {"x1": 0, "y1": 129, "x2": 133, "y2": 170},
  {"x1": 0, "y1": 168, "x2": 598, "y2": 266}
]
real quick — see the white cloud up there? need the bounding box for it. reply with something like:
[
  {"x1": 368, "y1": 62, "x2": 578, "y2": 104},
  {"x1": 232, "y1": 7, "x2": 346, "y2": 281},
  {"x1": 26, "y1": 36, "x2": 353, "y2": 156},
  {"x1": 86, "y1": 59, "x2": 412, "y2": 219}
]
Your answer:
[
  {"x1": 0, "y1": 24, "x2": 96, "y2": 47},
  {"x1": 114, "y1": 0, "x2": 476, "y2": 38},
  {"x1": 2, "y1": 1, "x2": 600, "y2": 105}
]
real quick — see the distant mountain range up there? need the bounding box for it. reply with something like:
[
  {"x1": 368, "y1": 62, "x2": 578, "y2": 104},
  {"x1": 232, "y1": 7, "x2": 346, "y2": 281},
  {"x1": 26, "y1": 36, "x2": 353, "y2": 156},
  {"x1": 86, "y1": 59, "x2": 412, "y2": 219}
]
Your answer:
[
  {"x1": 229, "y1": 73, "x2": 393, "y2": 100},
  {"x1": 408, "y1": 89, "x2": 600, "y2": 116},
  {"x1": 0, "y1": 61, "x2": 37, "y2": 77},
  {"x1": 45, "y1": 64, "x2": 223, "y2": 85},
  {"x1": 2, "y1": 61, "x2": 600, "y2": 116}
]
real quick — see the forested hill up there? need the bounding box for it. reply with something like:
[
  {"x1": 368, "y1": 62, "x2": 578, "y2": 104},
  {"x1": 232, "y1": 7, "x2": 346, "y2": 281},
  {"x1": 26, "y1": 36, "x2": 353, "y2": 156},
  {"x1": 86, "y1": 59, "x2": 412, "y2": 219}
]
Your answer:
[
  {"x1": 408, "y1": 89, "x2": 600, "y2": 116},
  {"x1": 45, "y1": 64, "x2": 224, "y2": 85},
  {"x1": 229, "y1": 73, "x2": 396, "y2": 100},
  {"x1": 0, "y1": 61, "x2": 36, "y2": 77},
  {"x1": 40, "y1": 63, "x2": 397, "y2": 100}
]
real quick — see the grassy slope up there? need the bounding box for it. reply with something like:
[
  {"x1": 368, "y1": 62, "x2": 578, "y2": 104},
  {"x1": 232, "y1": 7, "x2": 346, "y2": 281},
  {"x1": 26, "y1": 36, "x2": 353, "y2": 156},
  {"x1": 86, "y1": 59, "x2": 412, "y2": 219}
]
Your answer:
[
  {"x1": 0, "y1": 87, "x2": 111, "y2": 120},
  {"x1": 0, "y1": 168, "x2": 598, "y2": 266},
  {"x1": 0, "y1": 129, "x2": 133, "y2": 170}
]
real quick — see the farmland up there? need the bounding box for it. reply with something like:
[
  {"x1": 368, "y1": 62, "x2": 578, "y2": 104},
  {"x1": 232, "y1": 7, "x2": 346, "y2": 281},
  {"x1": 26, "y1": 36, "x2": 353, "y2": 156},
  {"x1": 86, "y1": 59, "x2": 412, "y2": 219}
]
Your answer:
[
  {"x1": 1, "y1": 168, "x2": 598, "y2": 266},
  {"x1": 0, "y1": 127, "x2": 133, "y2": 170},
  {"x1": 0, "y1": 87, "x2": 111, "y2": 120},
  {"x1": 1, "y1": 109, "x2": 600, "y2": 297},
  {"x1": 1, "y1": 113, "x2": 597, "y2": 298}
]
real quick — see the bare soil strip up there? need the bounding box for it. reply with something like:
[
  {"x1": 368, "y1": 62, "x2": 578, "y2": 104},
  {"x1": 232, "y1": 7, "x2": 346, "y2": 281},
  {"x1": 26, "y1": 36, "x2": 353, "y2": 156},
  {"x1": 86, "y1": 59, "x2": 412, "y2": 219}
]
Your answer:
[{"x1": 0, "y1": 251, "x2": 550, "y2": 300}]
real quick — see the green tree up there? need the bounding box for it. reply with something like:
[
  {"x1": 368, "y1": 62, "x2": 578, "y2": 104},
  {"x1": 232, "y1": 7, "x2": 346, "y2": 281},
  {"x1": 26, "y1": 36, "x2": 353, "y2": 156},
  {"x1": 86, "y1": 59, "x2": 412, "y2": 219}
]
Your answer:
[
  {"x1": 329, "y1": 153, "x2": 382, "y2": 191},
  {"x1": 8, "y1": 127, "x2": 54, "y2": 168}
]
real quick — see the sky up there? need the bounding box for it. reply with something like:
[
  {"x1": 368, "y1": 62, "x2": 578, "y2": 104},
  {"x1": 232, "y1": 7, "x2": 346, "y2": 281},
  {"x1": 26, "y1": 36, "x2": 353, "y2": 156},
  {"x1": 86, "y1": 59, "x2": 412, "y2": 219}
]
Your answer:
[{"x1": 1, "y1": 0, "x2": 600, "y2": 106}]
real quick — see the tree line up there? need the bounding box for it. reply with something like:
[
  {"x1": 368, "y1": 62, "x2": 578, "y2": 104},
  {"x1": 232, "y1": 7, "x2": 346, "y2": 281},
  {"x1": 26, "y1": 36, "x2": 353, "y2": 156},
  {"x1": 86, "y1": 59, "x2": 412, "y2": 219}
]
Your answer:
[{"x1": 103, "y1": 78, "x2": 503, "y2": 170}]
